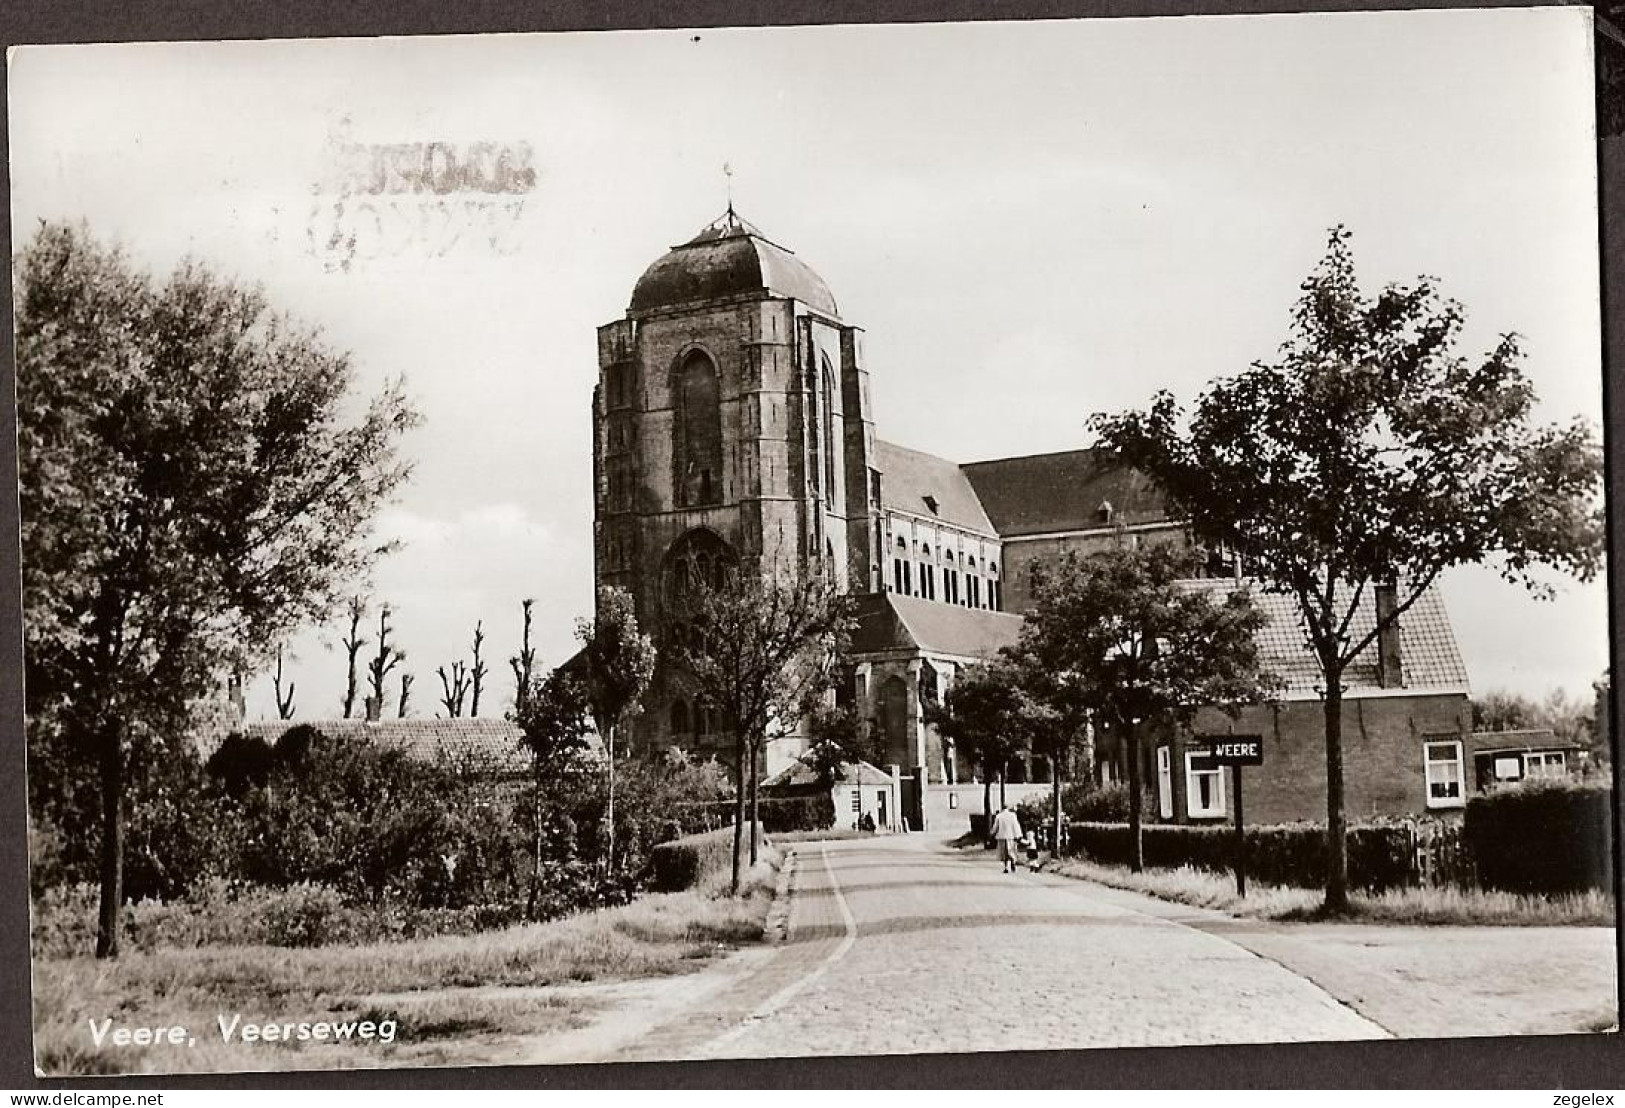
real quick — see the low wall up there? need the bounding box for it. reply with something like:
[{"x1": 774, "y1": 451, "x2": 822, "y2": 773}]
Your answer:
[{"x1": 923, "y1": 782, "x2": 1053, "y2": 833}]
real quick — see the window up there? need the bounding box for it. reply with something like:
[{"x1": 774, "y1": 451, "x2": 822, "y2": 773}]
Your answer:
[
  {"x1": 989, "y1": 564, "x2": 1000, "y2": 610},
  {"x1": 851, "y1": 791, "x2": 862, "y2": 814},
  {"x1": 670, "y1": 699, "x2": 690, "y2": 735},
  {"x1": 1157, "y1": 747, "x2": 1173, "y2": 819},
  {"x1": 1185, "y1": 751, "x2": 1225, "y2": 818},
  {"x1": 673, "y1": 352, "x2": 723, "y2": 507},
  {"x1": 821, "y1": 360, "x2": 838, "y2": 502},
  {"x1": 1493, "y1": 755, "x2": 1523, "y2": 781},
  {"x1": 1525, "y1": 751, "x2": 1567, "y2": 780},
  {"x1": 1424, "y1": 740, "x2": 1465, "y2": 808}
]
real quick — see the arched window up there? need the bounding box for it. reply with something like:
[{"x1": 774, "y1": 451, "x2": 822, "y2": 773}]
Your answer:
[
  {"x1": 989, "y1": 563, "x2": 1000, "y2": 611},
  {"x1": 821, "y1": 356, "x2": 839, "y2": 504},
  {"x1": 966, "y1": 556, "x2": 979, "y2": 607},
  {"x1": 673, "y1": 351, "x2": 723, "y2": 507},
  {"x1": 944, "y1": 549, "x2": 959, "y2": 605},
  {"x1": 893, "y1": 535, "x2": 908, "y2": 594},
  {"x1": 878, "y1": 676, "x2": 909, "y2": 762},
  {"x1": 920, "y1": 545, "x2": 935, "y2": 600},
  {"x1": 661, "y1": 529, "x2": 736, "y2": 643}
]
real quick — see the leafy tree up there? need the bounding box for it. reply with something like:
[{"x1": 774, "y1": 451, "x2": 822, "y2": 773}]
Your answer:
[
  {"x1": 1093, "y1": 226, "x2": 1604, "y2": 908},
  {"x1": 513, "y1": 666, "x2": 596, "y2": 919},
  {"x1": 675, "y1": 561, "x2": 852, "y2": 891},
  {"x1": 802, "y1": 702, "x2": 889, "y2": 787},
  {"x1": 576, "y1": 586, "x2": 657, "y2": 874},
  {"x1": 1016, "y1": 544, "x2": 1274, "y2": 870},
  {"x1": 925, "y1": 657, "x2": 1043, "y2": 821},
  {"x1": 17, "y1": 222, "x2": 419, "y2": 956}
]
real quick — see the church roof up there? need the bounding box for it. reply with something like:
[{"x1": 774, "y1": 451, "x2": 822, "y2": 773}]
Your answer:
[
  {"x1": 849, "y1": 592, "x2": 1024, "y2": 660},
  {"x1": 875, "y1": 440, "x2": 997, "y2": 534},
  {"x1": 962, "y1": 448, "x2": 1173, "y2": 537},
  {"x1": 629, "y1": 209, "x2": 839, "y2": 317},
  {"x1": 1181, "y1": 579, "x2": 1470, "y2": 699}
]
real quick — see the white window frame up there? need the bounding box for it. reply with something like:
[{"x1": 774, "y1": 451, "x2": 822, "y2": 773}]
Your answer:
[
  {"x1": 1184, "y1": 751, "x2": 1225, "y2": 819},
  {"x1": 1524, "y1": 751, "x2": 1567, "y2": 780},
  {"x1": 1424, "y1": 739, "x2": 1465, "y2": 809},
  {"x1": 1156, "y1": 747, "x2": 1173, "y2": 819}
]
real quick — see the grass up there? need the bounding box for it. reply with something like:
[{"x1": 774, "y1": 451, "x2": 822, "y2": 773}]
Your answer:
[
  {"x1": 1051, "y1": 859, "x2": 1613, "y2": 926},
  {"x1": 766, "y1": 829, "x2": 878, "y2": 844},
  {"x1": 32, "y1": 854, "x2": 781, "y2": 1076}
]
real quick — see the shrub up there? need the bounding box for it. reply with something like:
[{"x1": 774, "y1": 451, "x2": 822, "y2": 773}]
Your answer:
[
  {"x1": 649, "y1": 824, "x2": 763, "y2": 892},
  {"x1": 1016, "y1": 781, "x2": 1158, "y2": 835},
  {"x1": 1066, "y1": 819, "x2": 1420, "y2": 892},
  {"x1": 755, "y1": 794, "x2": 835, "y2": 833},
  {"x1": 1464, "y1": 779, "x2": 1613, "y2": 894}
]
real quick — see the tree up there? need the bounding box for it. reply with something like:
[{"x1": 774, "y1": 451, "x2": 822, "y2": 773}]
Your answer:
[
  {"x1": 366, "y1": 604, "x2": 405, "y2": 718},
  {"x1": 340, "y1": 596, "x2": 368, "y2": 718},
  {"x1": 510, "y1": 599, "x2": 537, "y2": 712},
  {"x1": 272, "y1": 647, "x2": 296, "y2": 721},
  {"x1": 1015, "y1": 544, "x2": 1275, "y2": 870},
  {"x1": 1093, "y1": 226, "x2": 1604, "y2": 907},
  {"x1": 512, "y1": 665, "x2": 595, "y2": 919},
  {"x1": 469, "y1": 620, "x2": 489, "y2": 717},
  {"x1": 926, "y1": 657, "x2": 1048, "y2": 824},
  {"x1": 17, "y1": 222, "x2": 419, "y2": 956},
  {"x1": 437, "y1": 660, "x2": 471, "y2": 717},
  {"x1": 802, "y1": 702, "x2": 889, "y2": 787},
  {"x1": 675, "y1": 561, "x2": 852, "y2": 891},
  {"x1": 575, "y1": 586, "x2": 656, "y2": 875},
  {"x1": 397, "y1": 672, "x2": 414, "y2": 718}
]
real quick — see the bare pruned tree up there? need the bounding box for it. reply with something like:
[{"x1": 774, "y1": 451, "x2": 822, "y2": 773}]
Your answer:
[
  {"x1": 341, "y1": 596, "x2": 368, "y2": 718},
  {"x1": 366, "y1": 604, "x2": 405, "y2": 714},
  {"x1": 509, "y1": 599, "x2": 537, "y2": 712},
  {"x1": 470, "y1": 620, "x2": 489, "y2": 717},
  {"x1": 398, "y1": 671, "x2": 414, "y2": 718},
  {"x1": 273, "y1": 646, "x2": 296, "y2": 721},
  {"x1": 437, "y1": 660, "x2": 470, "y2": 717}
]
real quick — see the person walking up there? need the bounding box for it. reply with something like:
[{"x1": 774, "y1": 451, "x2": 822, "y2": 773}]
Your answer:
[{"x1": 991, "y1": 804, "x2": 1024, "y2": 874}]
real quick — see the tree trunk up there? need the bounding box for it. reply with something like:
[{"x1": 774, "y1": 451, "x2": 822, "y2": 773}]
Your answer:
[
  {"x1": 1126, "y1": 719, "x2": 1144, "y2": 873},
  {"x1": 1323, "y1": 674, "x2": 1350, "y2": 913},
  {"x1": 999, "y1": 762, "x2": 1007, "y2": 809},
  {"x1": 95, "y1": 727, "x2": 124, "y2": 959},
  {"x1": 525, "y1": 769, "x2": 543, "y2": 921},
  {"x1": 748, "y1": 739, "x2": 760, "y2": 866},
  {"x1": 982, "y1": 760, "x2": 992, "y2": 835},
  {"x1": 730, "y1": 731, "x2": 746, "y2": 894},
  {"x1": 1050, "y1": 754, "x2": 1062, "y2": 854},
  {"x1": 606, "y1": 722, "x2": 616, "y2": 875}
]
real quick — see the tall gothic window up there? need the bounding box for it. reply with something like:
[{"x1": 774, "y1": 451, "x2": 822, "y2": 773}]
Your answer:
[
  {"x1": 821, "y1": 357, "x2": 839, "y2": 505},
  {"x1": 674, "y1": 351, "x2": 723, "y2": 508}
]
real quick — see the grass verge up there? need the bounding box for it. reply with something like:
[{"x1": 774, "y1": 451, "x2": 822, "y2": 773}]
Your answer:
[
  {"x1": 1051, "y1": 859, "x2": 1612, "y2": 926},
  {"x1": 33, "y1": 854, "x2": 781, "y2": 1076}
]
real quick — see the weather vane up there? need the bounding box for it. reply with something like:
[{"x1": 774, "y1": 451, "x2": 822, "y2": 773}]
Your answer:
[{"x1": 723, "y1": 161, "x2": 735, "y2": 216}]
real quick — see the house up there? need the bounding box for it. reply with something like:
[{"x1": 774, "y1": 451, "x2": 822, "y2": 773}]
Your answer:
[
  {"x1": 760, "y1": 745, "x2": 902, "y2": 831},
  {"x1": 1466, "y1": 729, "x2": 1586, "y2": 793}
]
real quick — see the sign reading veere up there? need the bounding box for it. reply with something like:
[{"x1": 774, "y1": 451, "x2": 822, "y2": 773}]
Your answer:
[{"x1": 1201, "y1": 737, "x2": 1263, "y2": 766}]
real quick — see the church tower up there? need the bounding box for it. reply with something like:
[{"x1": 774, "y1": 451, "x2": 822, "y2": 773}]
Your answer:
[{"x1": 592, "y1": 210, "x2": 879, "y2": 765}]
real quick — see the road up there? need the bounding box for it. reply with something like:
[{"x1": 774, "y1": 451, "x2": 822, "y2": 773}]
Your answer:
[{"x1": 617, "y1": 834, "x2": 1387, "y2": 1061}]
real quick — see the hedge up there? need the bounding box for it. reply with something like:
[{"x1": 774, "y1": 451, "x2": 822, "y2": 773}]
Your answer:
[
  {"x1": 756, "y1": 794, "x2": 835, "y2": 833},
  {"x1": 648, "y1": 823, "x2": 765, "y2": 892},
  {"x1": 1066, "y1": 820, "x2": 1417, "y2": 892},
  {"x1": 1464, "y1": 780, "x2": 1613, "y2": 894}
]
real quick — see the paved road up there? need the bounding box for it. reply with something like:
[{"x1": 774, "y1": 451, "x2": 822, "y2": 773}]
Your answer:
[{"x1": 620, "y1": 835, "x2": 1385, "y2": 1061}]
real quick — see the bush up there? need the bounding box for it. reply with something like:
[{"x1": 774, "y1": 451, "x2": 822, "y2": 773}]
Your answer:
[
  {"x1": 649, "y1": 824, "x2": 763, "y2": 892},
  {"x1": 755, "y1": 794, "x2": 835, "y2": 833},
  {"x1": 1016, "y1": 781, "x2": 1158, "y2": 836},
  {"x1": 1464, "y1": 779, "x2": 1613, "y2": 894},
  {"x1": 1066, "y1": 819, "x2": 1419, "y2": 892}
]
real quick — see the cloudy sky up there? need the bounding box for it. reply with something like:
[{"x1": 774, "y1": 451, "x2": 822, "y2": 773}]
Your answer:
[{"x1": 8, "y1": 8, "x2": 1606, "y2": 720}]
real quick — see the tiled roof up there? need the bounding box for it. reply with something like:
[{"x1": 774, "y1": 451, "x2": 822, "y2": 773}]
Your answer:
[
  {"x1": 236, "y1": 717, "x2": 536, "y2": 776},
  {"x1": 961, "y1": 448, "x2": 1173, "y2": 537},
  {"x1": 875, "y1": 440, "x2": 997, "y2": 534},
  {"x1": 762, "y1": 747, "x2": 894, "y2": 790},
  {"x1": 1183, "y1": 579, "x2": 1469, "y2": 699},
  {"x1": 848, "y1": 592, "x2": 1023, "y2": 660},
  {"x1": 1469, "y1": 729, "x2": 1577, "y2": 752}
]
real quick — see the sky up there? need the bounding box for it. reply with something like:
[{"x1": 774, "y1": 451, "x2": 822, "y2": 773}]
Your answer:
[{"x1": 7, "y1": 8, "x2": 1608, "y2": 720}]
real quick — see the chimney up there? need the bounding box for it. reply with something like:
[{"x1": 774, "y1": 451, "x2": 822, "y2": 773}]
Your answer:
[
  {"x1": 364, "y1": 695, "x2": 381, "y2": 723},
  {"x1": 1375, "y1": 582, "x2": 1404, "y2": 688}
]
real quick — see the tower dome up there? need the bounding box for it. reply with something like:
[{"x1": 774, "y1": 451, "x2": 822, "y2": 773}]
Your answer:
[{"x1": 629, "y1": 209, "x2": 839, "y2": 318}]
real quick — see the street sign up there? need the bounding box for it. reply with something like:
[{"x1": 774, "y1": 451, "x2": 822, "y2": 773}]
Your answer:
[{"x1": 1201, "y1": 737, "x2": 1263, "y2": 766}]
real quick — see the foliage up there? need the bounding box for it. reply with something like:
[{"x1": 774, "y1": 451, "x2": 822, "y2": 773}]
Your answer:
[
  {"x1": 1463, "y1": 778, "x2": 1613, "y2": 894},
  {"x1": 576, "y1": 586, "x2": 657, "y2": 736},
  {"x1": 1091, "y1": 225, "x2": 1604, "y2": 908},
  {"x1": 648, "y1": 824, "x2": 763, "y2": 892},
  {"x1": 754, "y1": 795, "x2": 837, "y2": 833},
  {"x1": 1015, "y1": 781, "x2": 1158, "y2": 831},
  {"x1": 672, "y1": 558, "x2": 854, "y2": 889},
  {"x1": 802, "y1": 702, "x2": 889, "y2": 784},
  {"x1": 1066, "y1": 819, "x2": 1421, "y2": 893},
  {"x1": 1473, "y1": 684, "x2": 1605, "y2": 767},
  {"x1": 17, "y1": 222, "x2": 420, "y2": 955},
  {"x1": 925, "y1": 656, "x2": 1046, "y2": 780}
]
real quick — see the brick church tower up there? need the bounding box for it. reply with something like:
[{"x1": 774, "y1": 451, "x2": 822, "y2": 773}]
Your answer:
[{"x1": 592, "y1": 210, "x2": 880, "y2": 766}]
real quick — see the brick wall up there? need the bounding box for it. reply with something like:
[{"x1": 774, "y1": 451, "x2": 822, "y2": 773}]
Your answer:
[{"x1": 1160, "y1": 693, "x2": 1472, "y2": 826}]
